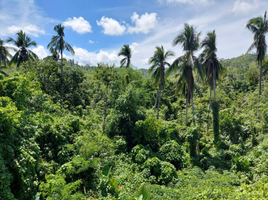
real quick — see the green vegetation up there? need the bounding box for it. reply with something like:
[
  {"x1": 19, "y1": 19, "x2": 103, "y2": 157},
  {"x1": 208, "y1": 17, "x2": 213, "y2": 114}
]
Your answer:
[{"x1": 0, "y1": 12, "x2": 268, "y2": 200}]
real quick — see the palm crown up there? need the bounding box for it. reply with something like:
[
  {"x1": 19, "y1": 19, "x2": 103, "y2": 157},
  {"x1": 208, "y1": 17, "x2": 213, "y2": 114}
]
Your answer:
[
  {"x1": 47, "y1": 24, "x2": 75, "y2": 77},
  {"x1": 118, "y1": 44, "x2": 132, "y2": 68},
  {"x1": 6, "y1": 30, "x2": 38, "y2": 67},
  {"x1": 0, "y1": 39, "x2": 17, "y2": 76},
  {"x1": 47, "y1": 24, "x2": 75, "y2": 61},
  {"x1": 200, "y1": 30, "x2": 225, "y2": 102},
  {"x1": 168, "y1": 23, "x2": 202, "y2": 126},
  {"x1": 246, "y1": 11, "x2": 268, "y2": 96},
  {"x1": 149, "y1": 45, "x2": 174, "y2": 119}
]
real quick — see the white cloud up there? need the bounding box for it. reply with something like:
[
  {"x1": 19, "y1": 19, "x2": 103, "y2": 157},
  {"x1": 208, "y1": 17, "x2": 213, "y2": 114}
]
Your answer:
[
  {"x1": 88, "y1": 40, "x2": 94, "y2": 44},
  {"x1": 128, "y1": 12, "x2": 158, "y2": 34},
  {"x1": 130, "y1": 42, "x2": 139, "y2": 54},
  {"x1": 7, "y1": 24, "x2": 45, "y2": 37},
  {"x1": 0, "y1": 0, "x2": 54, "y2": 37},
  {"x1": 32, "y1": 45, "x2": 48, "y2": 59},
  {"x1": 232, "y1": 0, "x2": 259, "y2": 14},
  {"x1": 63, "y1": 17, "x2": 92, "y2": 34},
  {"x1": 97, "y1": 17, "x2": 126, "y2": 36},
  {"x1": 158, "y1": 0, "x2": 209, "y2": 4},
  {"x1": 70, "y1": 46, "x2": 120, "y2": 65}
]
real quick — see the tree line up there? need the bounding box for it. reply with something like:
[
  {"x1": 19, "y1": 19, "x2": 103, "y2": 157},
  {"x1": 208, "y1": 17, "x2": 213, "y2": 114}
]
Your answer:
[{"x1": 0, "y1": 11, "x2": 267, "y2": 126}]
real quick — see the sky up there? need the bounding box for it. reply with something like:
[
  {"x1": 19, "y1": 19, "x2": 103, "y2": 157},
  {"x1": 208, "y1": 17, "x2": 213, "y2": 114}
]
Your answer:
[{"x1": 0, "y1": 0, "x2": 267, "y2": 68}]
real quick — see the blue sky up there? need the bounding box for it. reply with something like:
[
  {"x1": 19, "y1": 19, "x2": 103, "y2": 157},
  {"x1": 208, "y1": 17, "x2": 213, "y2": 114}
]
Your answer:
[{"x1": 0, "y1": 0, "x2": 267, "y2": 68}]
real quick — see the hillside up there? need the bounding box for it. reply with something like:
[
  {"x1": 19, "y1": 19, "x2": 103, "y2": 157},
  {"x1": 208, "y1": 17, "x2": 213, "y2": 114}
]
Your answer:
[{"x1": 0, "y1": 54, "x2": 268, "y2": 200}]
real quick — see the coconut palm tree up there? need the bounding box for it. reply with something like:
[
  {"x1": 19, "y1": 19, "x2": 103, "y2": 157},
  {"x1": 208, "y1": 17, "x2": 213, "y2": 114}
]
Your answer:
[
  {"x1": 167, "y1": 23, "x2": 202, "y2": 126},
  {"x1": 200, "y1": 30, "x2": 226, "y2": 107},
  {"x1": 246, "y1": 11, "x2": 268, "y2": 96},
  {"x1": 6, "y1": 30, "x2": 38, "y2": 67},
  {"x1": 0, "y1": 39, "x2": 17, "y2": 76},
  {"x1": 118, "y1": 44, "x2": 131, "y2": 68},
  {"x1": 44, "y1": 48, "x2": 60, "y2": 61},
  {"x1": 149, "y1": 45, "x2": 174, "y2": 119},
  {"x1": 47, "y1": 24, "x2": 75, "y2": 77}
]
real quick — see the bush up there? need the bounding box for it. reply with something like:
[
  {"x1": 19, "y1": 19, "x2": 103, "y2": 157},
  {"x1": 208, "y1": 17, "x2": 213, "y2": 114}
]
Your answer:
[
  {"x1": 159, "y1": 140, "x2": 184, "y2": 169},
  {"x1": 142, "y1": 157, "x2": 177, "y2": 185},
  {"x1": 131, "y1": 145, "x2": 153, "y2": 164}
]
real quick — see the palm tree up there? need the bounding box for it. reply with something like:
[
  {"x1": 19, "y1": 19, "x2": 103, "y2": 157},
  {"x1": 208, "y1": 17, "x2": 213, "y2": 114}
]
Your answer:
[
  {"x1": 47, "y1": 24, "x2": 75, "y2": 77},
  {"x1": 118, "y1": 44, "x2": 131, "y2": 68},
  {"x1": 0, "y1": 39, "x2": 17, "y2": 76},
  {"x1": 149, "y1": 46, "x2": 174, "y2": 119},
  {"x1": 246, "y1": 11, "x2": 268, "y2": 96},
  {"x1": 44, "y1": 48, "x2": 60, "y2": 61},
  {"x1": 167, "y1": 23, "x2": 203, "y2": 126},
  {"x1": 200, "y1": 30, "x2": 225, "y2": 107},
  {"x1": 6, "y1": 30, "x2": 38, "y2": 67}
]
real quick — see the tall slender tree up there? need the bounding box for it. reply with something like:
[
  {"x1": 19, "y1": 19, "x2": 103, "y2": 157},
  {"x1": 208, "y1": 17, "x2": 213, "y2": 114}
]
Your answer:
[
  {"x1": 200, "y1": 30, "x2": 225, "y2": 107},
  {"x1": 6, "y1": 30, "x2": 38, "y2": 67},
  {"x1": 118, "y1": 44, "x2": 132, "y2": 68},
  {"x1": 0, "y1": 39, "x2": 17, "y2": 76},
  {"x1": 167, "y1": 23, "x2": 202, "y2": 126},
  {"x1": 246, "y1": 11, "x2": 268, "y2": 97},
  {"x1": 149, "y1": 45, "x2": 174, "y2": 119},
  {"x1": 47, "y1": 24, "x2": 75, "y2": 77}
]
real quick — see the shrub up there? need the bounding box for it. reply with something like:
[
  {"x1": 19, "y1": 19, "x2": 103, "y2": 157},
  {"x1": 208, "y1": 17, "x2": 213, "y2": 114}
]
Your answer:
[{"x1": 159, "y1": 140, "x2": 184, "y2": 169}]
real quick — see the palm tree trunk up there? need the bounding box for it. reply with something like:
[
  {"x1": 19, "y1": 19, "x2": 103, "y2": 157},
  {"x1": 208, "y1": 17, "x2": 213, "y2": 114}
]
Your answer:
[
  {"x1": 157, "y1": 85, "x2": 162, "y2": 120},
  {"x1": 191, "y1": 93, "x2": 195, "y2": 126},
  {"x1": 186, "y1": 92, "x2": 189, "y2": 126},
  {"x1": 154, "y1": 89, "x2": 159, "y2": 112},
  {"x1": 209, "y1": 89, "x2": 212, "y2": 109},
  {"x1": 127, "y1": 57, "x2": 130, "y2": 68},
  {"x1": 213, "y1": 69, "x2": 216, "y2": 101},
  {"x1": 259, "y1": 61, "x2": 263, "y2": 97},
  {"x1": 61, "y1": 50, "x2": 64, "y2": 78}
]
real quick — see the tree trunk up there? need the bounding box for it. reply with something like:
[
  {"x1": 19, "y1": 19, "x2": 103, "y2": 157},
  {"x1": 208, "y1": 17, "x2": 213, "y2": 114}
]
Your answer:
[
  {"x1": 259, "y1": 61, "x2": 263, "y2": 97},
  {"x1": 191, "y1": 93, "x2": 195, "y2": 126},
  {"x1": 209, "y1": 89, "x2": 212, "y2": 109},
  {"x1": 157, "y1": 85, "x2": 162, "y2": 120},
  {"x1": 213, "y1": 69, "x2": 216, "y2": 102},
  {"x1": 127, "y1": 57, "x2": 130, "y2": 68},
  {"x1": 61, "y1": 50, "x2": 64, "y2": 78},
  {"x1": 186, "y1": 92, "x2": 189, "y2": 126},
  {"x1": 154, "y1": 89, "x2": 159, "y2": 112}
]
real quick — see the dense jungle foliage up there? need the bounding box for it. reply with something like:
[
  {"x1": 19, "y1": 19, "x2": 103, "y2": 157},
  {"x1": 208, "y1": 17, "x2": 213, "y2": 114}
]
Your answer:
[{"x1": 0, "y1": 53, "x2": 268, "y2": 199}]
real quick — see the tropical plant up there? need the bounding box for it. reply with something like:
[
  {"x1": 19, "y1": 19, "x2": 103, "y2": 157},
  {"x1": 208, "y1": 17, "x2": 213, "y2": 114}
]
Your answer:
[
  {"x1": 0, "y1": 39, "x2": 17, "y2": 76},
  {"x1": 44, "y1": 47, "x2": 60, "y2": 61},
  {"x1": 167, "y1": 23, "x2": 203, "y2": 126},
  {"x1": 6, "y1": 30, "x2": 38, "y2": 67},
  {"x1": 246, "y1": 11, "x2": 268, "y2": 96},
  {"x1": 118, "y1": 44, "x2": 132, "y2": 68},
  {"x1": 200, "y1": 30, "x2": 225, "y2": 106},
  {"x1": 149, "y1": 46, "x2": 174, "y2": 119},
  {"x1": 47, "y1": 24, "x2": 75, "y2": 77}
]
